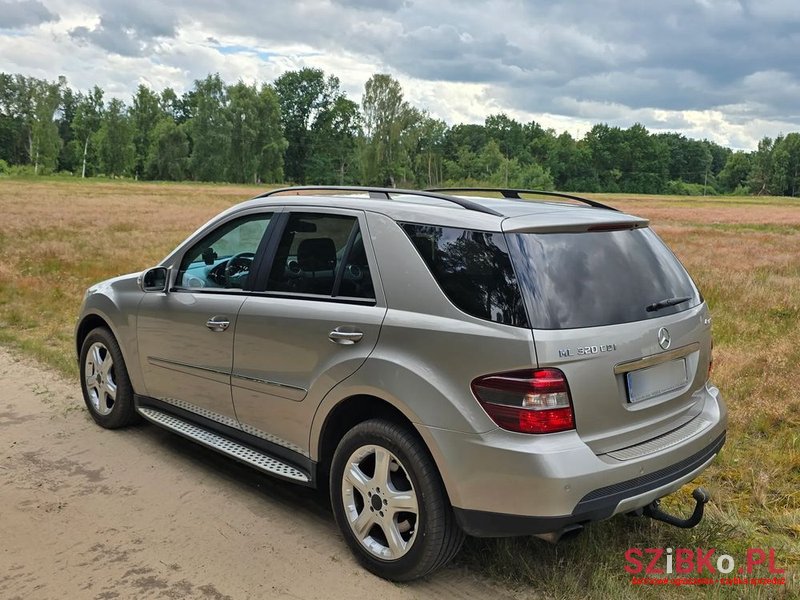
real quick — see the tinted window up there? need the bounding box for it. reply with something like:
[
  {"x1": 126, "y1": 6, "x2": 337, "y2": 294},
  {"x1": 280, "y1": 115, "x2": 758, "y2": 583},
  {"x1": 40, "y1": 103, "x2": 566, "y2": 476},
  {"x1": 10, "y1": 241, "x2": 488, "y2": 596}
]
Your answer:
[
  {"x1": 402, "y1": 223, "x2": 528, "y2": 327},
  {"x1": 267, "y1": 212, "x2": 374, "y2": 299},
  {"x1": 177, "y1": 213, "x2": 272, "y2": 289},
  {"x1": 337, "y1": 229, "x2": 375, "y2": 299},
  {"x1": 508, "y1": 227, "x2": 702, "y2": 329}
]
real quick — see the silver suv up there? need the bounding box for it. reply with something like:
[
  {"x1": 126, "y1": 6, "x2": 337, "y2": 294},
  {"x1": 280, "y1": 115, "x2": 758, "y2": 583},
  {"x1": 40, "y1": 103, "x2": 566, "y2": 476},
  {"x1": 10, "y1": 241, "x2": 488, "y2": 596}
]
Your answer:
[{"x1": 76, "y1": 186, "x2": 726, "y2": 581}]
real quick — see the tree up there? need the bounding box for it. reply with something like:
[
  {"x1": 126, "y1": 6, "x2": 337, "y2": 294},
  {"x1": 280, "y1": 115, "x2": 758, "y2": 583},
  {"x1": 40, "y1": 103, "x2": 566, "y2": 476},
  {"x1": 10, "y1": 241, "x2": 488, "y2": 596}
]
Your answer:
[
  {"x1": 186, "y1": 74, "x2": 230, "y2": 182},
  {"x1": 717, "y1": 151, "x2": 752, "y2": 192},
  {"x1": 255, "y1": 84, "x2": 287, "y2": 183},
  {"x1": 19, "y1": 75, "x2": 64, "y2": 174},
  {"x1": 307, "y1": 95, "x2": 361, "y2": 184},
  {"x1": 770, "y1": 133, "x2": 800, "y2": 196},
  {"x1": 96, "y1": 98, "x2": 134, "y2": 176},
  {"x1": 130, "y1": 85, "x2": 163, "y2": 179},
  {"x1": 360, "y1": 74, "x2": 419, "y2": 186},
  {"x1": 442, "y1": 123, "x2": 488, "y2": 159},
  {"x1": 0, "y1": 73, "x2": 28, "y2": 165},
  {"x1": 485, "y1": 114, "x2": 528, "y2": 167},
  {"x1": 274, "y1": 68, "x2": 338, "y2": 183},
  {"x1": 412, "y1": 115, "x2": 447, "y2": 186},
  {"x1": 221, "y1": 81, "x2": 286, "y2": 184},
  {"x1": 146, "y1": 118, "x2": 189, "y2": 180},
  {"x1": 71, "y1": 86, "x2": 104, "y2": 178},
  {"x1": 159, "y1": 87, "x2": 181, "y2": 121},
  {"x1": 748, "y1": 137, "x2": 774, "y2": 195},
  {"x1": 479, "y1": 139, "x2": 505, "y2": 180},
  {"x1": 583, "y1": 123, "x2": 669, "y2": 193},
  {"x1": 57, "y1": 85, "x2": 79, "y2": 173},
  {"x1": 225, "y1": 81, "x2": 261, "y2": 183}
]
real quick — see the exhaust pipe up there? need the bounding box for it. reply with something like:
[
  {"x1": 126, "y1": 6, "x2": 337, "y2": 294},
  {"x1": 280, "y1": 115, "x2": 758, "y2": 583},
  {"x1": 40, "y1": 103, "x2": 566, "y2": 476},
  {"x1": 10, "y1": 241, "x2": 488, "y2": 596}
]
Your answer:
[{"x1": 533, "y1": 523, "x2": 584, "y2": 544}]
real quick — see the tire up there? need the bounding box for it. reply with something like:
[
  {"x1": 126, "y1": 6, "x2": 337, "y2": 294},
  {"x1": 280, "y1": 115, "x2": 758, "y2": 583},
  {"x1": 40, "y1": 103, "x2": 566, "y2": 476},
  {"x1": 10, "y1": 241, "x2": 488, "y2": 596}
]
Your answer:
[
  {"x1": 79, "y1": 327, "x2": 139, "y2": 429},
  {"x1": 329, "y1": 419, "x2": 465, "y2": 581}
]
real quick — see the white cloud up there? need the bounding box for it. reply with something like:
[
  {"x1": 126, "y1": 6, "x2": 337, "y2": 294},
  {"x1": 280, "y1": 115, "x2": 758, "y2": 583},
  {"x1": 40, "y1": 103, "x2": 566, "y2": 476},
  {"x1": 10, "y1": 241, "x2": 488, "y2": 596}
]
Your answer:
[{"x1": 1, "y1": 0, "x2": 799, "y2": 149}]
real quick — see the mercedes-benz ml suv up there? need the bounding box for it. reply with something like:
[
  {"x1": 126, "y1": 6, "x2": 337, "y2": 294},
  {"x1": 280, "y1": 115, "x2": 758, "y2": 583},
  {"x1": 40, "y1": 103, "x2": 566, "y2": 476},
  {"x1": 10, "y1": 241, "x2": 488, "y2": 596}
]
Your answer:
[{"x1": 75, "y1": 186, "x2": 726, "y2": 581}]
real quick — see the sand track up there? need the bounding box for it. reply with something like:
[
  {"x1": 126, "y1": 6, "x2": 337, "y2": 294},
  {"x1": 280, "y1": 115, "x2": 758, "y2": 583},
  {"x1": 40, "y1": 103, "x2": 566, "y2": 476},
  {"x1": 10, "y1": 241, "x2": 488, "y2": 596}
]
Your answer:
[{"x1": 0, "y1": 348, "x2": 524, "y2": 600}]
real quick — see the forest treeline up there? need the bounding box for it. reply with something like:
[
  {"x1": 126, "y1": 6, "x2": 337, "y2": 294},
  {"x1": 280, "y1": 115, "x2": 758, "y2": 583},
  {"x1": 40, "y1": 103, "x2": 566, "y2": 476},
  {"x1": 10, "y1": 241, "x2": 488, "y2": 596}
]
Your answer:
[{"x1": 1, "y1": 69, "x2": 799, "y2": 196}]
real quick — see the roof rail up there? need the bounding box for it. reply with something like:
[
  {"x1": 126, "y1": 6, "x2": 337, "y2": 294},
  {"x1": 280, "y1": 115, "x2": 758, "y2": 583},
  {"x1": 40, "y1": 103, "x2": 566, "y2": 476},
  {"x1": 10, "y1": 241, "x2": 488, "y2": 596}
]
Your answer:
[
  {"x1": 256, "y1": 186, "x2": 503, "y2": 217},
  {"x1": 425, "y1": 187, "x2": 618, "y2": 211}
]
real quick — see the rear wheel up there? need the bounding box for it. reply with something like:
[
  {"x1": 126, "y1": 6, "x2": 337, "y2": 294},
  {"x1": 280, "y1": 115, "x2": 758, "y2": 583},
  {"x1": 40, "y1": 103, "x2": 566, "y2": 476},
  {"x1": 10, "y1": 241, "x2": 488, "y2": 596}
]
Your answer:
[
  {"x1": 329, "y1": 419, "x2": 464, "y2": 581},
  {"x1": 79, "y1": 327, "x2": 139, "y2": 429}
]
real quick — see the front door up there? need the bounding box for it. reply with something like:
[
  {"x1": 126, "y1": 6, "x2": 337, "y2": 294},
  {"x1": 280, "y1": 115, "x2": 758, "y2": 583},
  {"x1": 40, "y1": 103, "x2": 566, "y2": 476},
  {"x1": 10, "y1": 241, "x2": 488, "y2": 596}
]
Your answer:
[
  {"x1": 231, "y1": 210, "x2": 386, "y2": 456},
  {"x1": 137, "y1": 211, "x2": 274, "y2": 423}
]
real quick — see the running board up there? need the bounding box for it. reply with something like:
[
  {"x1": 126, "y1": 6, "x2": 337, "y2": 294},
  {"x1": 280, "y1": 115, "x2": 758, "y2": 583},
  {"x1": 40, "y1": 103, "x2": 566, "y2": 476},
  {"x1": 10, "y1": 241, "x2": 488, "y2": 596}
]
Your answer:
[{"x1": 137, "y1": 407, "x2": 310, "y2": 483}]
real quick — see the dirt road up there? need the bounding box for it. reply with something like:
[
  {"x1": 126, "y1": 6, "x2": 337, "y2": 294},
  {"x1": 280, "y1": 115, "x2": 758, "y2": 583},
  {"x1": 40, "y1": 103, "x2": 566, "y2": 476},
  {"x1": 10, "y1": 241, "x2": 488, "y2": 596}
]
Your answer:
[{"x1": 0, "y1": 348, "x2": 525, "y2": 600}]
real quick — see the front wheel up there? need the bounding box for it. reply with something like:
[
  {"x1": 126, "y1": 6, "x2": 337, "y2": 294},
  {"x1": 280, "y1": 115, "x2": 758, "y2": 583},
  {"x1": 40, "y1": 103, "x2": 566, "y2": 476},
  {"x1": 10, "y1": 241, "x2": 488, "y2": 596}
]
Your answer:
[
  {"x1": 329, "y1": 419, "x2": 464, "y2": 581},
  {"x1": 79, "y1": 327, "x2": 139, "y2": 429}
]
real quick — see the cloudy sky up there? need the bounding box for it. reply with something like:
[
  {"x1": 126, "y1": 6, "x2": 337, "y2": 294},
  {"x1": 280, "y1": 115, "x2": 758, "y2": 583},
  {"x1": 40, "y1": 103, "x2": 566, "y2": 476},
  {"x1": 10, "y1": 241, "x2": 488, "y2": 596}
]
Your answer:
[{"x1": 1, "y1": 0, "x2": 799, "y2": 149}]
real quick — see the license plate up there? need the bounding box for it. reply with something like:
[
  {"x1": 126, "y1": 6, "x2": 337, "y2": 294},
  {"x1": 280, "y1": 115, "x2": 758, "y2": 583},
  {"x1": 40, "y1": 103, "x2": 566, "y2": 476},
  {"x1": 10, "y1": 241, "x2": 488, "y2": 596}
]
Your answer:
[{"x1": 626, "y1": 358, "x2": 688, "y2": 403}]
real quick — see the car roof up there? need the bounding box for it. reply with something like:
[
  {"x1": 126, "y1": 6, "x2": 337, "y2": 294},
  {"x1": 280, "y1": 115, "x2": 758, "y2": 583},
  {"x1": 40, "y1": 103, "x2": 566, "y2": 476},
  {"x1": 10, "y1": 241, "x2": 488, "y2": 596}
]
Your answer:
[{"x1": 227, "y1": 188, "x2": 645, "y2": 232}]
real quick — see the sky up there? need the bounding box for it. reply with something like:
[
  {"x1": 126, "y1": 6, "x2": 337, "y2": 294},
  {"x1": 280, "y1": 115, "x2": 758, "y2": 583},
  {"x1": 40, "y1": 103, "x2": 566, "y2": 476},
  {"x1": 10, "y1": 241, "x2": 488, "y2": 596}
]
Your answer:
[{"x1": 1, "y1": 0, "x2": 799, "y2": 150}]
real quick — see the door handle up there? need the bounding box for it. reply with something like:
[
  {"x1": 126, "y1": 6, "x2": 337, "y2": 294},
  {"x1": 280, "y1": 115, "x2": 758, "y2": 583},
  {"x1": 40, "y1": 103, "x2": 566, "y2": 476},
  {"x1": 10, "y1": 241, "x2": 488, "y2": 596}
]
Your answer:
[
  {"x1": 206, "y1": 316, "x2": 231, "y2": 332},
  {"x1": 328, "y1": 328, "x2": 364, "y2": 345}
]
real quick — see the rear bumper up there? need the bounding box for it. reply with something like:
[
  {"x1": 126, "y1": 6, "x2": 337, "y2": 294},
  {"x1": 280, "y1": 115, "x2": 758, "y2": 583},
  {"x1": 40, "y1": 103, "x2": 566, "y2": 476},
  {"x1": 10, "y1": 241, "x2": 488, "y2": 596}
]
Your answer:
[
  {"x1": 420, "y1": 384, "x2": 727, "y2": 537},
  {"x1": 454, "y1": 432, "x2": 724, "y2": 536}
]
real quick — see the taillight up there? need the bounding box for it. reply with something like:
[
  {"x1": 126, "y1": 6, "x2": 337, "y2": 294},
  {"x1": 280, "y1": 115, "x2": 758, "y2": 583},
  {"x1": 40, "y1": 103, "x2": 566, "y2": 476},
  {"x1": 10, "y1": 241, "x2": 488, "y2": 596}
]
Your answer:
[{"x1": 471, "y1": 368, "x2": 575, "y2": 434}]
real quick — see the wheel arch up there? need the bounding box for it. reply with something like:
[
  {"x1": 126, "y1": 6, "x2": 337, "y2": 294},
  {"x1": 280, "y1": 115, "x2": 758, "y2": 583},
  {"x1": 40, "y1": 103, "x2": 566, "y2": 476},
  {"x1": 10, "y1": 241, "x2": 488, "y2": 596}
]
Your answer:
[
  {"x1": 75, "y1": 312, "x2": 113, "y2": 359},
  {"x1": 312, "y1": 392, "x2": 463, "y2": 507},
  {"x1": 317, "y1": 394, "x2": 419, "y2": 468},
  {"x1": 75, "y1": 306, "x2": 145, "y2": 395}
]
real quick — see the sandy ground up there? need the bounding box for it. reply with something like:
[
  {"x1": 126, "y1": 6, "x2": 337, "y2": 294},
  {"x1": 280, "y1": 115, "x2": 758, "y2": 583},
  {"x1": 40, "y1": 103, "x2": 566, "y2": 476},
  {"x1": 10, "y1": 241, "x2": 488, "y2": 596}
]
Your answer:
[{"x1": 0, "y1": 348, "x2": 527, "y2": 600}]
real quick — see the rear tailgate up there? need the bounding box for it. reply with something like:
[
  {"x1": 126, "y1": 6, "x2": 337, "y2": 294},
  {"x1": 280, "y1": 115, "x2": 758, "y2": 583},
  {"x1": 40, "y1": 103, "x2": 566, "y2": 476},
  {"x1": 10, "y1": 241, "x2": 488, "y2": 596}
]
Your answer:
[
  {"x1": 503, "y1": 213, "x2": 713, "y2": 454},
  {"x1": 532, "y1": 306, "x2": 712, "y2": 454}
]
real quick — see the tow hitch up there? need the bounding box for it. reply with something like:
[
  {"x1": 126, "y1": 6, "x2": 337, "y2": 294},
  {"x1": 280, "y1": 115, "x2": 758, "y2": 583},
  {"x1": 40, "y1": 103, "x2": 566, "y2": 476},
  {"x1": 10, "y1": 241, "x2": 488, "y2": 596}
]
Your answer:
[{"x1": 633, "y1": 487, "x2": 710, "y2": 529}]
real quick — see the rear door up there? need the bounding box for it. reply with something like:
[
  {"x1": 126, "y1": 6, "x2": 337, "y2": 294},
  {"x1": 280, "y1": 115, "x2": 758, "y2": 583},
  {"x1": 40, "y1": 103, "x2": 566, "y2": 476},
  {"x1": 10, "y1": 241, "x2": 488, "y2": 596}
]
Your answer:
[
  {"x1": 230, "y1": 209, "x2": 386, "y2": 456},
  {"x1": 504, "y1": 220, "x2": 713, "y2": 454}
]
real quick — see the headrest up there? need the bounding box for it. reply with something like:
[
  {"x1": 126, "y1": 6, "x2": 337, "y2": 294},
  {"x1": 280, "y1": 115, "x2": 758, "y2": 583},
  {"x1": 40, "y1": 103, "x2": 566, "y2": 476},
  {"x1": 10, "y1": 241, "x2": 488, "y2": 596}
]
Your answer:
[{"x1": 297, "y1": 238, "x2": 336, "y2": 271}]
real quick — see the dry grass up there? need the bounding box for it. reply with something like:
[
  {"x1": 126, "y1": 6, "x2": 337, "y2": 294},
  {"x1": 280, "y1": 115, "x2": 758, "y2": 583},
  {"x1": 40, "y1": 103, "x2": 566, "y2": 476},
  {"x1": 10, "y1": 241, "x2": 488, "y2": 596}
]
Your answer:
[
  {"x1": 0, "y1": 179, "x2": 257, "y2": 371},
  {"x1": 0, "y1": 178, "x2": 798, "y2": 598}
]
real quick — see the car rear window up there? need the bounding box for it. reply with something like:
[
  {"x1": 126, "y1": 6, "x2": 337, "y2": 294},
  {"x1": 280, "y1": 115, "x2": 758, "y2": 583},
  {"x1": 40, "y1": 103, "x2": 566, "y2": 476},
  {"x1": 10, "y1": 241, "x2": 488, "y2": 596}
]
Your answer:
[
  {"x1": 402, "y1": 223, "x2": 528, "y2": 327},
  {"x1": 507, "y1": 227, "x2": 702, "y2": 329}
]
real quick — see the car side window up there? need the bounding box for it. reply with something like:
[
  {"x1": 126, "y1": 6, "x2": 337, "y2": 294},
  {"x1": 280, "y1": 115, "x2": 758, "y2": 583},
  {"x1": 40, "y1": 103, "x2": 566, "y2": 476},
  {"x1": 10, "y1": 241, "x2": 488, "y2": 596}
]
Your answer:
[
  {"x1": 402, "y1": 222, "x2": 528, "y2": 327},
  {"x1": 267, "y1": 212, "x2": 375, "y2": 299},
  {"x1": 337, "y1": 229, "x2": 375, "y2": 300},
  {"x1": 177, "y1": 213, "x2": 272, "y2": 290}
]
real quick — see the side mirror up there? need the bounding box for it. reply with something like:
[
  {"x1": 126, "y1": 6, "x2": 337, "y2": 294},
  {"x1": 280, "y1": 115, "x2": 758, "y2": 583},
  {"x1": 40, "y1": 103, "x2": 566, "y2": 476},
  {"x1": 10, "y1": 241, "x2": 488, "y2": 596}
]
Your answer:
[{"x1": 140, "y1": 267, "x2": 169, "y2": 292}]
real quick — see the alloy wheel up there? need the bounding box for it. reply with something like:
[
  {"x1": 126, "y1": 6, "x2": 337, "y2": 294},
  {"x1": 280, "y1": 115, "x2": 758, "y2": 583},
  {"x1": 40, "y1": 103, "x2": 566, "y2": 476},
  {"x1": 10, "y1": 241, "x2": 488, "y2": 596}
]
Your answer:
[{"x1": 341, "y1": 444, "x2": 419, "y2": 560}]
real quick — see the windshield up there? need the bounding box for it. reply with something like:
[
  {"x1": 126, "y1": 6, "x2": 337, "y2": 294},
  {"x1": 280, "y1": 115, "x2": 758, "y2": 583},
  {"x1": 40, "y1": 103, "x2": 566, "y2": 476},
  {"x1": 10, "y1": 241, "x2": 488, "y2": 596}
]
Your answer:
[{"x1": 507, "y1": 227, "x2": 702, "y2": 329}]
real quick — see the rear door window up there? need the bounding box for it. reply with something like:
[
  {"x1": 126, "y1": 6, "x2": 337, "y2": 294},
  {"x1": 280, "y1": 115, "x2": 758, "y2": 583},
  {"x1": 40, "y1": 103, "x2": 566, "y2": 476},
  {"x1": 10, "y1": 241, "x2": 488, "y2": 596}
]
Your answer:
[
  {"x1": 266, "y1": 212, "x2": 375, "y2": 300},
  {"x1": 402, "y1": 223, "x2": 528, "y2": 327},
  {"x1": 507, "y1": 227, "x2": 702, "y2": 329}
]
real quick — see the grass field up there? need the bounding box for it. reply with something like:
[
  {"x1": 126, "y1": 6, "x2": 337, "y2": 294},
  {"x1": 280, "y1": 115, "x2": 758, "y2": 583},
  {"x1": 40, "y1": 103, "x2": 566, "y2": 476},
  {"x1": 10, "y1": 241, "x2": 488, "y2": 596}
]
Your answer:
[{"x1": 0, "y1": 178, "x2": 797, "y2": 598}]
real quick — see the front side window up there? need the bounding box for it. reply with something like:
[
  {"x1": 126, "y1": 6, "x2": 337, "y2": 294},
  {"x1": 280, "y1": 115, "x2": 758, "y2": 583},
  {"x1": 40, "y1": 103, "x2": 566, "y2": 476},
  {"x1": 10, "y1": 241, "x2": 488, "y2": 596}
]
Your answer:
[
  {"x1": 267, "y1": 212, "x2": 375, "y2": 299},
  {"x1": 177, "y1": 213, "x2": 272, "y2": 290},
  {"x1": 402, "y1": 223, "x2": 528, "y2": 327}
]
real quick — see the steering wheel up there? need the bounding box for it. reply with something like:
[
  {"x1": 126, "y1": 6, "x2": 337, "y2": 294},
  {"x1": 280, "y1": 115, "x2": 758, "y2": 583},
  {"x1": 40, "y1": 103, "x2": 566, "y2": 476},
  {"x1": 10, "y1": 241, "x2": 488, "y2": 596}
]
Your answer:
[{"x1": 224, "y1": 252, "x2": 255, "y2": 287}]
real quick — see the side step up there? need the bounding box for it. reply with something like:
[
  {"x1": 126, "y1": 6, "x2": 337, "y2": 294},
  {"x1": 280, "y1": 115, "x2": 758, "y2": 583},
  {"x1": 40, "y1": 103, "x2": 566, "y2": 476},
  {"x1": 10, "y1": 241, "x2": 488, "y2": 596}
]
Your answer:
[{"x1": 138, "y1": 407, "x2": 310, "y2": 483}]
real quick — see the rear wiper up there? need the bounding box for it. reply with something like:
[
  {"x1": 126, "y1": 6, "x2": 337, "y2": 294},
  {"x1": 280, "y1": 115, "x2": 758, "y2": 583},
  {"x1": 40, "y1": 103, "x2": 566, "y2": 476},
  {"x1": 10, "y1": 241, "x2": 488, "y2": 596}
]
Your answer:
[{"x1": 646, "y1": 296, "x2": 692, "y2": 312}]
